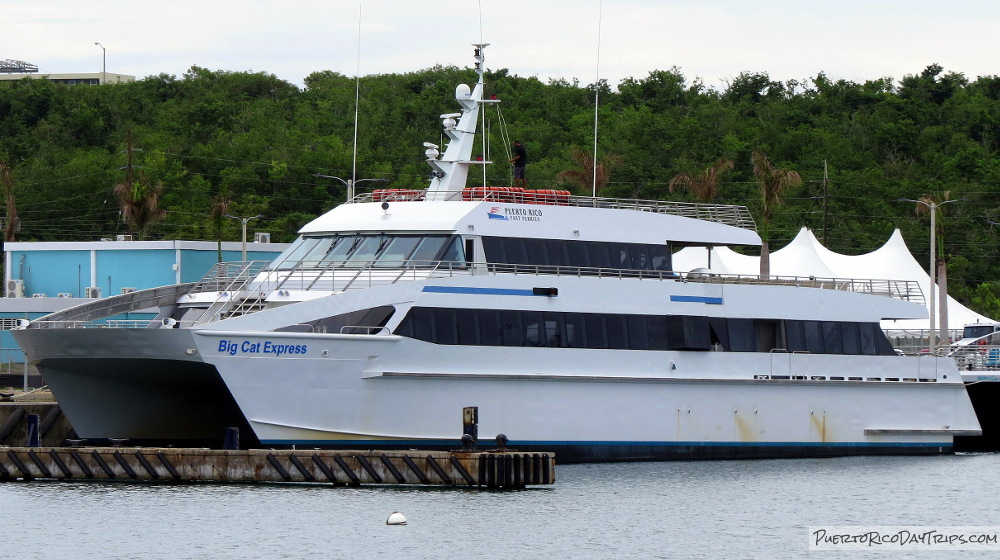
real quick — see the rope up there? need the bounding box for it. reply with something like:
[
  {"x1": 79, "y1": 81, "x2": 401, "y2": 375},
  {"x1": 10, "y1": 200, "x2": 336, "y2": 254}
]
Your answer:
[{"x1": 493, "y1": 104, "x2": 515, "y2": 187}]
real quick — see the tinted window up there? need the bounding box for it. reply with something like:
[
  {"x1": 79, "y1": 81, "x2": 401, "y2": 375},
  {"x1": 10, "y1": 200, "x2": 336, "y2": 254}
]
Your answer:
[
  {"x1": 647, "y1": 316, "x2": 669, "y2": 350},
  {"x1": 546, "y1": 240, "x2": 570, "y2": 267},
  {"x1": 325, "y1": 235, "x2": 360, "y2": 265},
  {"x1": 629, "y1": 244, "x2": 651, "y2": 270},
  {"x1": 410, "y1": 236, "x2": 451, "y2": 264},
  {"x1": 587, "y1": 242, "x2": 612, "y2": 268},
  {"x1": 523, "y1": 311, "x2": 544, "y2": 346},
  {"x1": 803, "y1": 321, "x2": 824, "y2": 353},
  {"x1": 481, "y1": 237, "x2": 505, "y2": 263},
  {"x1": 344, "y1": 236, "x2": 385, "y2": 264},
  {"x1": 822, "y1": 322, "x2": 843, "y2": 354},
  {"x1": 543, "y1": 313, "x2": 566, "y2": 347},
  {"x1": 278, "y1": 305, "x2": 395, "y2": 334},
  {"x1": 785, "y1": 320, "x2": 806, "y2": 352},
  {"x1": 677, "y1": 316, "x2": 711, "y2": 350},
  {"x1": 478, "y1": 310, "x2": 502, "y2": 346},
  {"x1": 455, "y1": 308, "x2": 479, "y2": 345},
  {"x1": 841, "y1": 322, "x2": 861, "y2": 355},
  {"x1": 504, "y1": 238, "x2": 528, "y2": 265},
  {"x1": 585, "y1": 314, "x2": 609, "y2": 348},
  {"x1": 563, "y1": 313, "x2": 585, "y2": 348},
  {"x1": 609, "y1": 243, "x2": 631, "y2": 269},
  {"x1": 500, "y1": 310, "x2": 523, "y2": 346},
  {"x1": 859, "y1": 323, "x2": 877, "y2": 355},
  {"x1": 394, "y1": 307, "x2": 893, "y2": 357},
  {"x1": 410, "y1": 307, "x2": 435, "y2": 342},
  {"x1": 375, "y1": 237, "x2": 421, "y2": 267},
  {"x1": 606, "y1": 314, "x2": 629, "y2": 349},
  {"x1": 524, "y1": 239, "x2": 548, "y2": 266},
  {"x1": 433, "y1": 308, "x2": 458, "y2": 345},
  {"x1": 709, "y1": 318, "x2": 729, "y2": 350},
  {"x1": 439, "y1": 237, "x2": 466, "y2": 267},
  {"x1": 567, "y1": 242, "x2": 591, "y2": 269},
  {"x1": 627, "y1": 315, "x2": 649, "y2": 350},
  {"x1": 728, "y1": 319, "x2": 756, "y2": 352},
  {"x1": 650, "y1": 245, "x2": 671, "y2": 271}
]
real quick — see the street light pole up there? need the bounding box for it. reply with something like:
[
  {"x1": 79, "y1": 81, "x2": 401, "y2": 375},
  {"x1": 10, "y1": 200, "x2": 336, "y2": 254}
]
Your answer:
[
  {"x1": 226, "y1": 214, "x2": 261, "y2": 261},
  {"x1": 901, "y1": 197, "x2": 960, "y2": 352},
  {"x1": 313, "y1": 173, "x2": 387, "y2": 202},
  {"x1": 94, "y1": 42, "x2": 106, "y2": 84}
]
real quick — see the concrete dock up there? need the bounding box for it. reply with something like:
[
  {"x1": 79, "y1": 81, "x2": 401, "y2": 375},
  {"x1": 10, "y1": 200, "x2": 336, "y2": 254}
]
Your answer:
[{"x1": 0, "y1": 446, "x2": 554, "y2": 489}]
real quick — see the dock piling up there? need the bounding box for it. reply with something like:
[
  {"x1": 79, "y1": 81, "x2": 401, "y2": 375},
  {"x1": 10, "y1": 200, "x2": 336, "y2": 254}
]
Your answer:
[
  {"x1": 25, "y1": 414, "x2": 39, "y2": 447},
  {"x1": 0, "y1": 447, "x2": 555, "y2": 489}
]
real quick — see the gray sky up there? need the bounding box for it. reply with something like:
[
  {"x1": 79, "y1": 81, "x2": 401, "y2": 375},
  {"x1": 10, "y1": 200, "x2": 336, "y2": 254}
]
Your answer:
[{"x1": 7, "y1": 0, "x2": 1000, "y2": 89}]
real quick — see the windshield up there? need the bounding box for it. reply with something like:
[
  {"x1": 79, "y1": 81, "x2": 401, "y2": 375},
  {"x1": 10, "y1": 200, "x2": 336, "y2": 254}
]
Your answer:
[
  {"x1": 268, "y1": 234, "x2": 464, "y2": 270},
  {"x1": 963, "y1": 325, "x2": 999, "y2": 340}
]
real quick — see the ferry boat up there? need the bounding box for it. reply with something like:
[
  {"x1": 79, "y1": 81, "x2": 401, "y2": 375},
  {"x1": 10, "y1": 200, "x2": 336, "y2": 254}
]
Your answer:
[{"x1": 14, "y1": 45, "x2": 980, "y2": 461}]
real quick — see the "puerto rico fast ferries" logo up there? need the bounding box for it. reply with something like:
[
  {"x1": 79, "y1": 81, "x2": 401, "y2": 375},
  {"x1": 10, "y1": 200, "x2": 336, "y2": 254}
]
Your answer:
[{"x1": 487, "y1": 206, "x2": 542, "y2": 222}]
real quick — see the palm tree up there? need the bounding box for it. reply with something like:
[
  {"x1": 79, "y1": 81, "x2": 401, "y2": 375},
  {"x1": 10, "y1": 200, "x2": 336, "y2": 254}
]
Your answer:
[
  {"x1": 114, "y1": 178, "x2": 166, "y2": 240},
  {"x1": 751, "y1": 149, "x2": 802, "y2": 276},
  {"x1": 669, "y1": 158, "x2": 734, "y2": 202},
  {"x1": 0, "y1": 161, "x2": 18, "y2": 244},
  {"x1": 210, "y1": 191, "x2": 231, "y2": 262},
  {"x1": 556, "y1": 147, "x2": 622, "y2": 195}
]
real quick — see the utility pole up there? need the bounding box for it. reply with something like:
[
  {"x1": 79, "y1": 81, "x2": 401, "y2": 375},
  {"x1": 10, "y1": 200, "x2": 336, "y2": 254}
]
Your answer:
[
  {"x1": 313, "y1": 174, "x2": 387, "y2": 202},
  {"x1": 226, "y1": 214, "x2": 261, "y2": 261},
  {"x1": 901, "y1": 197, "x2": 961, "y2": 352},
  {"x1": 94, "y1": 42, "x2": 106, "y2": 84},
  {"x1": 822, "y1": 160, "x2": 829, "y2": 246},
  {"x1": 123, "y1": 129, "x2": 135, "y2": 187}
]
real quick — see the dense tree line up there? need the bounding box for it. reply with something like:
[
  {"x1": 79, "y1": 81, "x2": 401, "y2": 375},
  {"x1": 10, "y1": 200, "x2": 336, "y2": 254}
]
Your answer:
[{"x1": 2, "y1": 62, "x2": 1000, "y2": 316}]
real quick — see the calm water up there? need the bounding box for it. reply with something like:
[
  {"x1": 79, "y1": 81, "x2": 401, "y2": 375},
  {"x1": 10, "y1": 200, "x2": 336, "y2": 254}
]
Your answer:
[{"x1": 4, "y1": 453, "x2": 999, "y2": 559}]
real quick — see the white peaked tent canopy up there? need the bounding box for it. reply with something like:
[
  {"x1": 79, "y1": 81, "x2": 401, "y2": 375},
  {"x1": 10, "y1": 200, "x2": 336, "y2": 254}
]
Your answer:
[{"x1": 672, "y1": 227, "x2": 996, "y2": 332}]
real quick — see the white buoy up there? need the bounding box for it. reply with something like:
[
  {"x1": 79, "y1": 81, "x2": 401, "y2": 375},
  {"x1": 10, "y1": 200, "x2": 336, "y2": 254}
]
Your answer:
[{"x1": 386, "y1": 511, "x2": 407, "y2": 526}]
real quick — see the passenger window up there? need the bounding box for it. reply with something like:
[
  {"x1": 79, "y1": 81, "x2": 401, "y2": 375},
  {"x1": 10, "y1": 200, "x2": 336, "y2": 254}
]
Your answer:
[
  {"x1": 409, "y1": 236, "x2": 448, "y2": 265},
  {"x1": 842, "y1": 323, "x2": 861, "y2": 355},
  {"x1": 375, "y1": 237, "x2": 421, "y2": 267},
  {"x1": 438, "y1": 237, "x2": 466, "y2": 268}
]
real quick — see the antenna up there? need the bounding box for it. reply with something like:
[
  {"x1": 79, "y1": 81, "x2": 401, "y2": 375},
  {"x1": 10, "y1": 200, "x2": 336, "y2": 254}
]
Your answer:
[
  {"x1": 479, "y1": 0, "x2": 487, "y2": 188},
  {"x1": 478, "y1": 0, "x2": 484, "y2": 46},
  {"x1": 350, "y1": 3, "x2": 362, "y2": 201},
  {"x1": 592, "y1": 0, "x2": 603, "y2": 197}
]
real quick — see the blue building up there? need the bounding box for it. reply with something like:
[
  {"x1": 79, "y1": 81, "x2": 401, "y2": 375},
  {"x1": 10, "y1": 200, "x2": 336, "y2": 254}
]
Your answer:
[{"x1": 1, "y1": 239, "x2": 288, "y2": 368}]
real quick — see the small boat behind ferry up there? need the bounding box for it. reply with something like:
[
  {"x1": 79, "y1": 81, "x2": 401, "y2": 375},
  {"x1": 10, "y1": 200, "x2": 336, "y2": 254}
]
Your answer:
[{"x1": 14, "y1": 44, "x2": 980, "y2": 461}]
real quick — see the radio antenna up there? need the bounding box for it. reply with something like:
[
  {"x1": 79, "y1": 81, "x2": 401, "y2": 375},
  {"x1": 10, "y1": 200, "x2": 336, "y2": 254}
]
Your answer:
[{"x1": 592, "y1": 0, "x2": 603, "y2": 197}]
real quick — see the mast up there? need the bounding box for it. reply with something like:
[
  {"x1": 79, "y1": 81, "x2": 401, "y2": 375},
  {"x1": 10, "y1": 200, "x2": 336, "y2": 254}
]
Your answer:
[{"x1": 424, "y1": 43, "x2": 493, "y2": 198}]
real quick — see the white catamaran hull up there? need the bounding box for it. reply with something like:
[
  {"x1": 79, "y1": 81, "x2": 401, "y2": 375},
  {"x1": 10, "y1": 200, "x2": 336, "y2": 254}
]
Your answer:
[{"x1": 184, "y1": 274, "x2": 979, "y2": 462}]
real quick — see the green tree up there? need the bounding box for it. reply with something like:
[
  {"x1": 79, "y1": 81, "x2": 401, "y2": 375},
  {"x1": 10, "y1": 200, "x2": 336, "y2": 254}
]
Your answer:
[
  {"x1": 555, "y1": 147, "x2": 622, "y2": 195},
  {"x1": 668, "y1": 158, "x2": 734, "y2": 202},
  {"x1": 752, "y1": 149, "x2": 802, "y2": 276}
]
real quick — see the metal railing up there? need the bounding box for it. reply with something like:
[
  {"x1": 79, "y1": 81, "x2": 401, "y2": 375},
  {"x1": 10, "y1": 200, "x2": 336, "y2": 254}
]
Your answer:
[
  {"x1": 949, "y1": 344, "x2": 1000, "y2": 372},
  {"x1": 26, "y1": 283, "x2": 195, "y2": 329},
  {"x1": 26, "y1": 256, "x2": 927, "y2": 331},
  {"x1": 351, "y1": 190, "x2": 758, "y2": 231},
  {"x1": 886, "y1": 330, "x2": 963, "y2": 356}
]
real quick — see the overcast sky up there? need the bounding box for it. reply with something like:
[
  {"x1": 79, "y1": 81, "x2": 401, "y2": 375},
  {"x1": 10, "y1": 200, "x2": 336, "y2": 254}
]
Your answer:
[{"x1": 6, "y1": 1, "x2": 1000, "y2": 90}]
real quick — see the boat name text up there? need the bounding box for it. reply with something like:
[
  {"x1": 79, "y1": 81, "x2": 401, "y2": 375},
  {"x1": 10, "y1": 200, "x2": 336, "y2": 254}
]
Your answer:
[
  {"x1": 502, "y1": 207, "x2": 542, "y2": 221},
  {"x1": 218, "y1": 339, "x2": 308, "y2": 357}
]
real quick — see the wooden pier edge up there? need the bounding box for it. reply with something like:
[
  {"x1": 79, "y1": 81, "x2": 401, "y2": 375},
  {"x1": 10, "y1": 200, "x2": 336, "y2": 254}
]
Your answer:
[{"x1": 0, "y1": 447, "x2": 555, "y2": 489}]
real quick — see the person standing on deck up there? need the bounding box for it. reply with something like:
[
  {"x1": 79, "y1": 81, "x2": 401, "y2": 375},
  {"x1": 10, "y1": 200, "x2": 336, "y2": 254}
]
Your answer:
[{"x1": 509, "y1": 140, "x2": 528, "y2": 188}]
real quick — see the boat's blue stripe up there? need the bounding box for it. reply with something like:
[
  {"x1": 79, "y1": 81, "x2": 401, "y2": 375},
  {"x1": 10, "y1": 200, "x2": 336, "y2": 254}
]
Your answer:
[
  {"x1": 670, "y1": 295, "x2": 724, "y2": 305},
  {"x1": 423, "y1": 286, "x2": 540, "y2": 296},
  {"x1": 262, "y1": 439, "x2": 949, "y2": 449}
]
